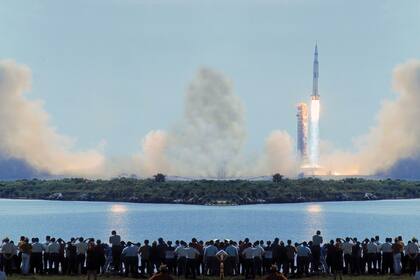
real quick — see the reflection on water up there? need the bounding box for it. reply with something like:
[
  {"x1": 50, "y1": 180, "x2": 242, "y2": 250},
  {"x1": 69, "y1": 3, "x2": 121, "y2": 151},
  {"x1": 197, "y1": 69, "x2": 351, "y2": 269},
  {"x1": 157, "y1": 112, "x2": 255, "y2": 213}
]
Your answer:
[
  {"x1": 303, "y1": 203, "x2": 325, "y2": 241},
  {"x1": 110, "y1": 204, "x2": 128, "y2": 213},
  {"x1": 106, "y1": 204, "x2": 129, "y2": 239},
  {"x1": 306, "y1": 204, "x2": 322, "y2": 213}
]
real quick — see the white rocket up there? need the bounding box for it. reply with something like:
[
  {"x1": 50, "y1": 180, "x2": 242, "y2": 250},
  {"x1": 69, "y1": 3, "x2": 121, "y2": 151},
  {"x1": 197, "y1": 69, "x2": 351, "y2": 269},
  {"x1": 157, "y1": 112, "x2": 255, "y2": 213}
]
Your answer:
[
  {"x1": 309, "y1": 43, "x2": 320, "y2": 168},
  {"x1": 312, "y1": 43, "x2": 319, "y2": 100}
]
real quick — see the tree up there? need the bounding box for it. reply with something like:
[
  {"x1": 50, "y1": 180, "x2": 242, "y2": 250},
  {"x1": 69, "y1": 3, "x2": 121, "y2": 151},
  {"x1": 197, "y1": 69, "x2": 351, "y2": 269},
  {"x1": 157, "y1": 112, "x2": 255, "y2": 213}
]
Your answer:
[
  {"x1": 154, "y1": 173, "x2": 166, "y2": 183},
  {"x1": 272, "y1": 173, "x2": 284, "y2": 183}
]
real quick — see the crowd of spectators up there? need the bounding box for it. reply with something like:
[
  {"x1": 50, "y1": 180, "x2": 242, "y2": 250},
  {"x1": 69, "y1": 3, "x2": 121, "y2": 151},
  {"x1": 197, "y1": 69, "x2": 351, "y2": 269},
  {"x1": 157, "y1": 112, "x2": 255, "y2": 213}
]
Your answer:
[{"x1": 1, "y1": 230, "x2": 420, "y2": 280}]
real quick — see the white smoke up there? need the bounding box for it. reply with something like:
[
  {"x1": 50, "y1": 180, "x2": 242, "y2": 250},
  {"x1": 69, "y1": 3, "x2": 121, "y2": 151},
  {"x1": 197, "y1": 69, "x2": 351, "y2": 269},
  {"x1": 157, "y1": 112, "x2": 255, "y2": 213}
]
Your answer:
[
  {"x1": 164, "y1": 68, "x2": 247, "y2": 177},
  {"x1": 323, "y1": 59, "x2": 420, "y2": 175},
  {"x1": 256, "y1": 130, "x2": 298, "y2": 177},
  {"x1": 134, "y1": 68, "x2": 298, "y2": 178},
  {"x1": 0, "y1": 60, "x2": 104, "y2": 176}
]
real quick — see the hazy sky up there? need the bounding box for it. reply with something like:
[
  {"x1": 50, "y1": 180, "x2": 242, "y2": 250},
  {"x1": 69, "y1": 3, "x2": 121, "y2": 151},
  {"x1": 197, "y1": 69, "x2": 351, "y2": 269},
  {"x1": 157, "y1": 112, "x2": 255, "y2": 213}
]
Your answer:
[{"x1": 1, "y1": 0, "x2": 419, "y2": 158}]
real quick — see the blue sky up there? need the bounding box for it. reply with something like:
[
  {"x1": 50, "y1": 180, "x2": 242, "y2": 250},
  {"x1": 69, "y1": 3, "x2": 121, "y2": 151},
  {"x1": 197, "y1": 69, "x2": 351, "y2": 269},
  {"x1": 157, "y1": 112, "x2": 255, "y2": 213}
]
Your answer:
[{"x1": 1, "y1": 0, "x2": 419, "y2": 157}]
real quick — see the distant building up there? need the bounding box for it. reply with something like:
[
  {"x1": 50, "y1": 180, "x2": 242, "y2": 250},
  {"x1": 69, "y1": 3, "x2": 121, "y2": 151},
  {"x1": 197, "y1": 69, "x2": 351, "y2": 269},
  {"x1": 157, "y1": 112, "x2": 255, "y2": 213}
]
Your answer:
[{"x1": 296, "y1": 102, "x2": 309, "y2": 166}]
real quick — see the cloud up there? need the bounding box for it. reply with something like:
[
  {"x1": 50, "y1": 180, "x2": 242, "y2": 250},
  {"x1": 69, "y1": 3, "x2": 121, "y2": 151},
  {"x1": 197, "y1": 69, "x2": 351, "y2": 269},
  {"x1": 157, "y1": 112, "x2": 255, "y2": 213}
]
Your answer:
[{"x1": 0, "y1": 60, "x2": 104, "y2": 176}]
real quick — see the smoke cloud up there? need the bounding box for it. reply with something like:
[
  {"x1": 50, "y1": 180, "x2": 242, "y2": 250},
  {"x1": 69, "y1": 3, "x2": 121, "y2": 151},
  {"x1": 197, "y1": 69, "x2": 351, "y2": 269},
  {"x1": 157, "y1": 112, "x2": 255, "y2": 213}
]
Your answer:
[
  {"x1": 6, "y1": 58, "x2": 420, "y2": 179},
  {"x1": 0, "y1": 60, "x2": 104, "y2": 176},
  {"x1": 256, "y1": 130, "x2": 298, "y2": 177},
  {"x1": 323, "y1": 59, "x2": 420, "y2": 176}
]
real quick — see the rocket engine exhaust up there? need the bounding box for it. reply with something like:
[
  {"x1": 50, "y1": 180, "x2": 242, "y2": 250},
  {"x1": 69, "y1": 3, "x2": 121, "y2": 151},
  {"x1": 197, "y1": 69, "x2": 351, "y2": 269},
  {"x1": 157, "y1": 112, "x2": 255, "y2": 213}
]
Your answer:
[{"x1": 309, "y1": 97, "x2": 320, "y2": 167}]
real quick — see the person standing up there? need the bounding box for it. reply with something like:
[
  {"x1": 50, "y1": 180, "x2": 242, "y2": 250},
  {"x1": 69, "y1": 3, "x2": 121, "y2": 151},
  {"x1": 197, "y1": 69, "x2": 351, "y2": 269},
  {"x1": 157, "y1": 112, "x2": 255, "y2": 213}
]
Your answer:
[
  {"x1": 392, "y1": 237, "x2": 404, "y2": 275},
  {"x1": 380, "y1": 238, "x2": 393, "y2": 274},
  {"x1": 164, "y1": 241, "x2": 176, "y2": 274},
  {"x1": 296, "y1": 242, "x2": 311, "y2": 276},
  {"x1": 140, "y1": 240, "x2": 152, "y2": 276},
  {"x1": 225, "y1": 240, "x2": 238, "y2": 276},
  {"x1": 332, "y1": 239, "x2": 343, "y2": 280},
  {"x1": 253, "y1": 241, "x2": 265, "y2": 276},
  {"x1": 1, "y1": 238, "x2": 14, "y2": 276},
  {"x1": 312, "y1": 231, "x2": 323, "y2": 273},
  {"x1": 242, "y1": 242, "x2": 255, "y2": 279},
  {"x1": 174, "y1": 241, "x2": 187, "y2": 277},
  {"x1": 340, "y1": 238, "x2": 353, "y2": 274},
  {"x1": 18, "y1": 238, "x2": 31, "y2": 275},
  {"x1": 43, "y1": 236, "x2": 51, "y2": 273},
  {"x1": 203, "y1": 240, "x2": 218, "y2": 276},
  {"x1": 184, "y1": 243, "x2": 200, "y2": 279},
  {"x1": 284, "y1": 240, "x2": 296, "y2": 275},
  {"x1": 406, "y1": 238, "x2": 419, "y2": 276},
  {"x1": 109, "y1": 231, "x2": 122, "y2": 273},
  {"x1": 47, "y1": 238, "x2": 60, "y2": 274},
  {"x1": 367, "y1": 238, "x2": 378, "y2": 274},
  {"x1": 86, "y1": 240, "x2": 97, "y2": 280},
  {"x1": 76, "y1": 237, "x2": 88, "y2": 274},
  {"x1": 121, "y1": 241, "x2": 139, "y2": 277},
  {"x1": 375, "y1": 236, "x2": 382, "y2": 274},
  {"x1": 31, "y1": 238, "x2": 43, "y2": 274}
]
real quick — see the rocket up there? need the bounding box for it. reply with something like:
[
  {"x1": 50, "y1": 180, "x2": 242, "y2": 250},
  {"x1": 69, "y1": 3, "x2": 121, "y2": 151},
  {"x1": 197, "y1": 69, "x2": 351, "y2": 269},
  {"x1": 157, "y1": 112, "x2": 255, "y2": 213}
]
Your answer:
[{"x1": 311, "y1": 43, "x2": 319, "y2": 100}]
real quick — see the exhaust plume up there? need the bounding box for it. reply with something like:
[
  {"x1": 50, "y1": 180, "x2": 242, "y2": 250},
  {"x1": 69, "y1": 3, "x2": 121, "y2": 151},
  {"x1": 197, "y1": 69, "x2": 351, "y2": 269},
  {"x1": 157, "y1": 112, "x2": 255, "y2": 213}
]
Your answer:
[
  {"x1": 0, "y1": 60, "x2": 104, "y2": 176},
  {"x1": 323, "y1": 59, "x2": 420, "y2": 176},
  {"x1": 165, "y1": 68, "x2": 247, "y2": 177}
]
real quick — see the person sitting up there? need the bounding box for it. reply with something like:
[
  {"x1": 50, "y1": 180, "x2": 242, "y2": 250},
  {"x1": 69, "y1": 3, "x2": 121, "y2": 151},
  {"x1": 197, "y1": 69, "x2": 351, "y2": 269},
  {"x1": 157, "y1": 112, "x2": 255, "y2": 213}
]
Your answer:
[
  {"x1": 149, "y1": 265, "x2": 174, "y2": 280},
  {"x1": 263, "y1": 265, "x2": 287, "y2": 280}
]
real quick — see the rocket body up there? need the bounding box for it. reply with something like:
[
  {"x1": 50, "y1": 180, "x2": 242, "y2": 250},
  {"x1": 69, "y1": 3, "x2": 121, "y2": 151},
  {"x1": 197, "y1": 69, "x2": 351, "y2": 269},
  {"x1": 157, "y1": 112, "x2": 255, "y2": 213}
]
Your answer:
[{"x1": 309, "y1": 44, "x2": 320, "y2": 167}]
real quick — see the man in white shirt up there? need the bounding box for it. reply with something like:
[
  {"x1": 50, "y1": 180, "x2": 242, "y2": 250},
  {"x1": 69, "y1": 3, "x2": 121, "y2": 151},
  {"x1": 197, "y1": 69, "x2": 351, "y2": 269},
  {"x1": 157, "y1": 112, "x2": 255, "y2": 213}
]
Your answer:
[
  {"x1": 340, "y1": 237, "x2": 353, "y2": 274},
  {"x1": 203, "y1": 241, "x2": 218, "y2": 276},
  {"x1": 253, "y1": 241, "x2": 265, "y2": 276},
  {"x1": 175, "y1": 241, "x2": 187, "y2": 277},
  {"x1": 366, "y1": 238, "x2": 378, "y2": 274},
  {"x1": 242, "y1": 242, "x2": 255, "y2": 279},
  {"x1": 75, "y1": 237, "x2": 88, "y2": 274},
  {"x1": 47, "y1": 238, "x2": 61, "y2": 274},
  {"x1": 296, "y1": 242, "x2": 311, "y2": 276},
  {"x1": 121, "y1": 242, "x2": 139, "y2": 277},
  {"x1": 184, "y1": 243, "x2": 200, "y2": 279},
  {"x1": 380, "y1": 238, "x2": 393, "y2": 274},
  {"x1": 0, "y1": 269, "x2": 6, "y2": 280},
  {"x1": 1, "y1": 238, "x2": 14, "y2": 276},
  {"x1": 31, "y1": 238, "x2": 44, "y2": 274}
]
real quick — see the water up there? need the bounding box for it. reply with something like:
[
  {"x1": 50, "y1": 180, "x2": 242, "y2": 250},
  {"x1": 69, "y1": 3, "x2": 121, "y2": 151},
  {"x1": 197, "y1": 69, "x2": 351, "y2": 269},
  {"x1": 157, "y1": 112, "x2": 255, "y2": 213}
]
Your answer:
[{"x1": 0, "y1": 198, "x2": 419, "y2": 243}]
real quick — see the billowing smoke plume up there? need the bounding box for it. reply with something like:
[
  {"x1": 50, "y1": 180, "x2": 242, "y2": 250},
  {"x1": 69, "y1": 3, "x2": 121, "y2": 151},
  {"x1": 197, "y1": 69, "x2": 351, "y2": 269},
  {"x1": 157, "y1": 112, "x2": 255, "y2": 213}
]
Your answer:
[
  {"x1": 323, "y1": 59, "x2": 420, "y2": 176},
  {"x1": 134, "y1": 68, "x2": 298, "y2": 178},
  {"x1": 135, "y1": 130, "x2": 171, "y2": 175},
  {"x1": 0, "y1": 60, "x2": 104, "y2": 176},
  {"x1": 164, "y1": 68, "x2": 247, "y2": 177},
  {"x1": 256, "y1": 130, "x2": 298, "y2": 177}
]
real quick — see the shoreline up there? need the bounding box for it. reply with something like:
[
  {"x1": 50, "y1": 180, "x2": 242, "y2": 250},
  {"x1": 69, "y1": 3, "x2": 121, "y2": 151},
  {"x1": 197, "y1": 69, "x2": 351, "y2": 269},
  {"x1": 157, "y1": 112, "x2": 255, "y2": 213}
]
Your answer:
[
  {"x1": 1, "y1": 195, "x2": 419, "y2": 207},
  {"x1": 1, "y1": 177, "x2": 420, "y2": 206}
]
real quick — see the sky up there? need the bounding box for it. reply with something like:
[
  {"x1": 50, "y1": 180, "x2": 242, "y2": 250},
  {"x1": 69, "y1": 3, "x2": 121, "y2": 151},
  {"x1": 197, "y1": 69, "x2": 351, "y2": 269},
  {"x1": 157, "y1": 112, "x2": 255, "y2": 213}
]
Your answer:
[{"x1": 1, "y1": 0, "x2": 419, "y2": 159}]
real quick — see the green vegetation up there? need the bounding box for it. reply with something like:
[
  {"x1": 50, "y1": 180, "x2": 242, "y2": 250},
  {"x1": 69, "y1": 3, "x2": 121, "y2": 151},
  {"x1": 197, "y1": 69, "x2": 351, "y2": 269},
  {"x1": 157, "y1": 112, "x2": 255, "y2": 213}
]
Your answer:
[{"x1": 1, "y1": 176, "x2": 420, "y2": 205}]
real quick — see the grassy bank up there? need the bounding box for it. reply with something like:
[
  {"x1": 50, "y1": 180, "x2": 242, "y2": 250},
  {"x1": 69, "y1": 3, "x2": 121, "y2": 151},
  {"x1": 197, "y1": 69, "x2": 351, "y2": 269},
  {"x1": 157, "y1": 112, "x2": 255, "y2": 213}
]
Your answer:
[{"x1": 1, "y1": 177, "x2": 420, "y2": 205}]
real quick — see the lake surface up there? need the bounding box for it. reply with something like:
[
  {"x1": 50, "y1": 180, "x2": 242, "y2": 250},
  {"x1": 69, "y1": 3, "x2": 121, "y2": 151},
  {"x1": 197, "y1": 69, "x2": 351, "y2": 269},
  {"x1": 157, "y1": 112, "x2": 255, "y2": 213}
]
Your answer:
[{"x1": 0, "y1": 198, "x2": 419, "y2": 243}]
